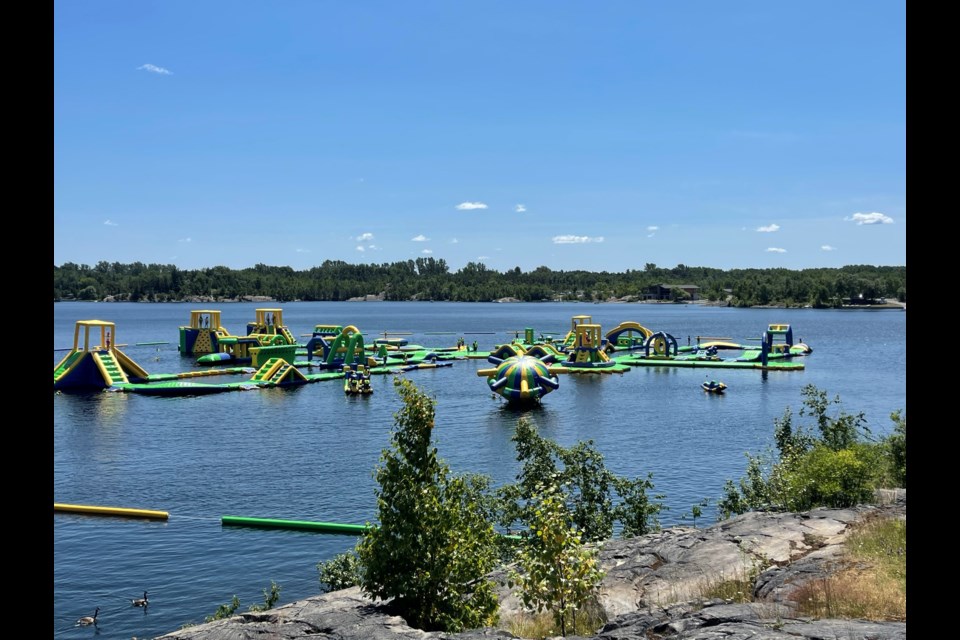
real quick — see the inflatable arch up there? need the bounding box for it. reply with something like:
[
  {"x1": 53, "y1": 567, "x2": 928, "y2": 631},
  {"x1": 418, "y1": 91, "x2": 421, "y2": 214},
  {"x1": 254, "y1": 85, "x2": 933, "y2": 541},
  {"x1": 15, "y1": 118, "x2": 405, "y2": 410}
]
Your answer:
[{"x1": 643, "y1": 331, "x2": 680, "y2": 357}]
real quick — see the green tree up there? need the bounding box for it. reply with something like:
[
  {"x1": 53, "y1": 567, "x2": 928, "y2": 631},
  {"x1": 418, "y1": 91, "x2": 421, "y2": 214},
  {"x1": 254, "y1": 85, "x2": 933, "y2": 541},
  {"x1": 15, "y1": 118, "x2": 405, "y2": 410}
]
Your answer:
[
  {"x1": 509, "y1": 478, "x2": 605, "y2": 637},
  {"x1": 356, "y1": 378, "x2": 500, "y2": 632},
  {"x1": 497, "y1": 418, "x2": 662, "y2": 542}
]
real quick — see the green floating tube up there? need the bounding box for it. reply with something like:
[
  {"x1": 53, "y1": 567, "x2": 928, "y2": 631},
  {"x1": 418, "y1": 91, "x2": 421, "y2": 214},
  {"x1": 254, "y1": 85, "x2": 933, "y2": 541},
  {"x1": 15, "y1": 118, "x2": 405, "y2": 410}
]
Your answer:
[
  {"x1": 221, "y1": 515, "x2": 523, "y2": 540},
  {"x1": 221, "y1": 515, "x2": 368, "y2": 535}
]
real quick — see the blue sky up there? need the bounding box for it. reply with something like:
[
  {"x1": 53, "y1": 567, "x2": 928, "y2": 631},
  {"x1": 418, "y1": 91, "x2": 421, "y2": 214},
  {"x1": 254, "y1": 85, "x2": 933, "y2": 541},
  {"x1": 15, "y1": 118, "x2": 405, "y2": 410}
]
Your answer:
[{"x1": 54, "y1": 1, "x2": 905, "y2": 273}]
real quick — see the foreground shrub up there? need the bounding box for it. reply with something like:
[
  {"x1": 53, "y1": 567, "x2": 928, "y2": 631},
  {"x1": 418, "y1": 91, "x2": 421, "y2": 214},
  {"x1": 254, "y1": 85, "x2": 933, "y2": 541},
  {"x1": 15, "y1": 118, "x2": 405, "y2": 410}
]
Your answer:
[
  {"x1": 718, "y1": 385, "x2": 906, "y2": 519},
  {"x1": 317, "y1": 548, "x2": 362, "y2": 593},
  {"x1": 357, "y1": 378, "x2": 499, "y2": 632},
  {"x1": 508, "y1": 479, "x2": 605, "y2": 637}
]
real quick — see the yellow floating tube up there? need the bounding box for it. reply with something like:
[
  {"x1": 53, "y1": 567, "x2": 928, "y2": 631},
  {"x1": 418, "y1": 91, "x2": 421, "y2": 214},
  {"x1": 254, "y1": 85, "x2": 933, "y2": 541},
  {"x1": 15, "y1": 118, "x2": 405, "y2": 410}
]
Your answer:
[{"x1": 54, "y1": 503, "x2": 169, "y2": 520}]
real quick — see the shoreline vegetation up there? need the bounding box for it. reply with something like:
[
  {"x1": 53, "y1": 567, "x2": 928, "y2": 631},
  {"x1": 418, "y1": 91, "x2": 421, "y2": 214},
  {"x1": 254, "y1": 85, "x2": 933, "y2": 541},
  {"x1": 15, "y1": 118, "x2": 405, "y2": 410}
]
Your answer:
[
  {"x1": 57, "y1": 296, "x2": 907, "y2": 310},
  {"x1": 54, "y1": 261, "x2": 905, "y2": 309}
]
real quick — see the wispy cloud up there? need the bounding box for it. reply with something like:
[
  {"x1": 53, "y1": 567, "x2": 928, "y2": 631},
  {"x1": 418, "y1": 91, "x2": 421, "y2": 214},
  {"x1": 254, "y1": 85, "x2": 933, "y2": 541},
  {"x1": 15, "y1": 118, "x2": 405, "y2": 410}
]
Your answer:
[
  {"x1": 757, "y1": 224, "x2": 780, "y2": 233},
  {"x1": 456, "y1": 202, "x2": 488, "y2": 210},
  {"x1": 421, "y1": 249, "x2": 433, "y2": 254},
  {"x1": 515, "y1": 204, "x2": 527, "y2": 213},
  {"x1": 411, "y1": 234, "x2": 429, "y2": 242},
  {"x1": 845, "y1": 212, "x2": 894, "y2": 225},
  {"x1": 821, "y1": 245, "x2": 836, "y2": 251},
  {"x1": 355, "y1": 245, "x2": 365, "y2": 252},
  {"x1": 450, "y1": 238, "x2": 459, "y2": 244},
  {"x1": 647, "y1": 226, "x2": 659, "y2": 232},
  {"x1": 296, "y1": 248, "x2": 310, "y2": 253},
  {"x1": 178, "y1": 237, "x2": 192, "y2": 243},
  {"x1": 765, "y1": 247, "x2": 786, "y2": 253},
  {"x1": 104, "y1": 219, "x2": 118, "y2": 226},
  {"x1": 478, "y1": 255, "x2": 490, "y2": 260},
  {"x1": 137, "y1": 63, "x2": 172, "y2": 75},
  {"x1": 553, "y1": 235, "x2": 605, "y2": 244},
  {"x1": 356, "y1": 232, "x2": 374, "y2": 242}
]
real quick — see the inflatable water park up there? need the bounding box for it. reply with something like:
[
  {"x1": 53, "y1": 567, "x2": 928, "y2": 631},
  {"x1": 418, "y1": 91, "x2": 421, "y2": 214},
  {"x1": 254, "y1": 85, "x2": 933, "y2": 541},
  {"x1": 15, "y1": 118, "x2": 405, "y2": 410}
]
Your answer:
[
  {"x1": 614, "y1": 323, "x2": 811, "y2": 370},
  {"x1": 54, "y1": 310, "x2": 811, "y2": 400}
]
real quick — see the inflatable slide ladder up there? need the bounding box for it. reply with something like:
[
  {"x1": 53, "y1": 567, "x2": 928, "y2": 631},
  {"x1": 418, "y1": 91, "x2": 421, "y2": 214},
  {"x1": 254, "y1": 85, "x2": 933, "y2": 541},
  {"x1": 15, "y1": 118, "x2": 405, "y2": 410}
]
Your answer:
[
  {"x1": 93, "y1": 351, "x2": 130, "y2": 385},
  {"x1": 279, "y1": 326, "x2": 297, "y2": 344},
  {"x1": 249, "y1": 358, "x2": 307, "y2": 385}
]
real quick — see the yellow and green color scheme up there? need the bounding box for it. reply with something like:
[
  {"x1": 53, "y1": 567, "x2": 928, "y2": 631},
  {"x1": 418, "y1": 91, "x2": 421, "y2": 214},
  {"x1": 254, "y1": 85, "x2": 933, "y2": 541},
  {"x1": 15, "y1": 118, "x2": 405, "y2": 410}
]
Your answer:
[
  {"x1": 54, "y1": 320, "x2": 150, "y2": 390},
  {"x1": 178, "y1": 310, "x2": 232, "y2": 355},
  {"x1": 184, "y1": 308, "x2": 300, "y2": 364},
  {"x1": 560, "y1": 322, "x2": 618, "y2": 368}
]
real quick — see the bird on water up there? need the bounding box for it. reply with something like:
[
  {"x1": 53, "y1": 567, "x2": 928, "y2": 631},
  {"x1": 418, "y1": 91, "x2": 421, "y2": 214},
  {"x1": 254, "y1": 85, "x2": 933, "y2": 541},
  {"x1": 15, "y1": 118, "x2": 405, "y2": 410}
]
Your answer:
[
  {"x1": 132, "y1": 591, "x2": 149, "y2": 607},
  {"x1": 77, "y1": 607, "x2": 99, "y2": 626}
]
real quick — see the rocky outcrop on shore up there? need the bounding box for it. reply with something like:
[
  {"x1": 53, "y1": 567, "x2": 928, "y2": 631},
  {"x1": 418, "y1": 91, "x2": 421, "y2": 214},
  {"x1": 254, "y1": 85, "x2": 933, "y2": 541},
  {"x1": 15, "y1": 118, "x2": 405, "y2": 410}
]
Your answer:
[{"x1": 157, "y1": 491, "x2": 905, "y2": 640}]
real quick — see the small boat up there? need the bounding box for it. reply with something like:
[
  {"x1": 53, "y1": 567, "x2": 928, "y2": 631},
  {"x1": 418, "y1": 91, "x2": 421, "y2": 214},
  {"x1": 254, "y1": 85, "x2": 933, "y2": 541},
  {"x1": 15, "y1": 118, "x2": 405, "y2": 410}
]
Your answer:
[{"x1": 702, "y1": 380, "x2": 727, "y2": 394}]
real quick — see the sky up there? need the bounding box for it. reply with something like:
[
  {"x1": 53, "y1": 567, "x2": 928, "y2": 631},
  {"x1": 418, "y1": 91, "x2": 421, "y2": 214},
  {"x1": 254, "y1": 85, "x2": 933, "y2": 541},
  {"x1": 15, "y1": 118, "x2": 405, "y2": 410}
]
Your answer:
[{"x1": 54, "y1": 1, "x2": 906, "y2": 274}]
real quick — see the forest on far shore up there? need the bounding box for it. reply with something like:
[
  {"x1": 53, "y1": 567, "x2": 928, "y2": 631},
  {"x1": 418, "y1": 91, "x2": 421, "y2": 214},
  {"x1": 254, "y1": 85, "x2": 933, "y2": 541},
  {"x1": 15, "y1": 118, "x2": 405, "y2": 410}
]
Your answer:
[{"x1": 53, "y1": 259, "x2": 906, "y2": 308}]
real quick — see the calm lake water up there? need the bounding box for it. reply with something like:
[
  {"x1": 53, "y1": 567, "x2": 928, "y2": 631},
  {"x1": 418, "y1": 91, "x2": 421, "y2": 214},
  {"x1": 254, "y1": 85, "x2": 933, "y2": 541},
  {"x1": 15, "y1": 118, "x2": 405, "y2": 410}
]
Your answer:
[{"x1": 53, "y1": 301, "x2": 906, "y2": 639}]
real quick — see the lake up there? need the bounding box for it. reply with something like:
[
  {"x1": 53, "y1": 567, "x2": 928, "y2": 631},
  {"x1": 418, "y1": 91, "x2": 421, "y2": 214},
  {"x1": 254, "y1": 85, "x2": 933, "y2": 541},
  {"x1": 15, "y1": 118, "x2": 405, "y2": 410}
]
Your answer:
[{"x1": 53, "y1": 301, "x2": 906, "y2": 639}]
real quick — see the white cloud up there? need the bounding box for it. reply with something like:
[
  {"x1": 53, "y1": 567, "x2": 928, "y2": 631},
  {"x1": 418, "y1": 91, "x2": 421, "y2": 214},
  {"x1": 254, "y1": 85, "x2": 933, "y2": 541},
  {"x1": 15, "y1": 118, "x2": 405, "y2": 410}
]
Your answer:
[
  {"x1": 765, "y1": 247, "x2": 786, "y2": 253},
  {"x1": 478, "y1": 255, "x2": 490, "y2": 260},
  {"x1": 552, "y1": 235, "x2": 605, "y2": 244},
  {"x1": 356, "y1": 232, "x2": 374, "y2": 242},
  {"x1": 137, "y1": 63, "x2": 172, "y2": 75},
  {"x1": 821, "y1": 245, "x2": 836, "y2": 251},
  {"x1": 757, "y1": 224, "x2": 780, "y2": 233},
  {"x1": 421, "y1": 249, "x2": 433, "y2": 254},
  {"x1": 355, "y1": 245, "x2": 365, "y2": 252},
  {"x1": 647, "y1": 233, "x2": 655, "y2": 238},
  {"x1": 367, "y1": 244, "x2": 378, "y2": 250},
  {"x1": 411, "y1": 234, "x2": 429, "y2": 242},
  {"x1": 515, "y1": 204, "x2": 527, "y2": 213},
  {"x1": 647, "y1": 225, "x2": 659, "y2": 232},
  {"x1": 456, "y1": 201, "x2": 488, "y2": 210},
  {"x1": 450, "y1": 238, "x2": 459, "y2": 244},
  {"x1": 104, "y1": 219, "x2": 118, "y2": 226},
  {"x1": 178, "y1": 237, "x2": 192, "y2": 243},
  {"x1": 295, "y1": 248, "x2": 310, "y2": 253},
  {"x1": 845, "y1": 212, "x2": 894, "y2": 225}
]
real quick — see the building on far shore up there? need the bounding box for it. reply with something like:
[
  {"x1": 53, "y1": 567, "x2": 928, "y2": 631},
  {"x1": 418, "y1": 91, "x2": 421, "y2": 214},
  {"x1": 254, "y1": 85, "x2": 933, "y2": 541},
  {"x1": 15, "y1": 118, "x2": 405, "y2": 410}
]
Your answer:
[{"x1": 641, "y1": 283, "x2": 700, "y2": 301}]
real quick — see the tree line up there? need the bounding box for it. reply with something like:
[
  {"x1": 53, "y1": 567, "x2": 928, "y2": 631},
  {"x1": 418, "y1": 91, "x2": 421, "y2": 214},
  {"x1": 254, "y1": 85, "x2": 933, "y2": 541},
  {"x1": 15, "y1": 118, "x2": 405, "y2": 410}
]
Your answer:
[{"x1": 53, "y1": 259, "x2": 906, "y2": 307}]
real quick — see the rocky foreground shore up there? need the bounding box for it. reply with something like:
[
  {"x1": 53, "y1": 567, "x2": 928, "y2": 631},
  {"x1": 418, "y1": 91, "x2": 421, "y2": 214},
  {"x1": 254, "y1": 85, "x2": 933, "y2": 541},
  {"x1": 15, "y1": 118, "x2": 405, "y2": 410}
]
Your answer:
[{"x1": 158, "y1": 490, "x2": 906, "y2": 640}]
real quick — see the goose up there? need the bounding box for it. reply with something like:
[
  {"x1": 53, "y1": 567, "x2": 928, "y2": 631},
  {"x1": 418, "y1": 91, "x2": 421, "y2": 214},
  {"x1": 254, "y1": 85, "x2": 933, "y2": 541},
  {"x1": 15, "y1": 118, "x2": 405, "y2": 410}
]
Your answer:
[
  {"x1": 132, "y1": 591, "x2": 148, "y2": 607},
  {"x1": 77, "y1": 607, "x2": 99, "y2": 626}
]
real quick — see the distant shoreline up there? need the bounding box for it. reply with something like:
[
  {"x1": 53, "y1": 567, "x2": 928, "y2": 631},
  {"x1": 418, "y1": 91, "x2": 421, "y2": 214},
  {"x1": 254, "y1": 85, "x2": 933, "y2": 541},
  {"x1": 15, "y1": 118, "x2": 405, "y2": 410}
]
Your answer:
[{"x1": 54, "y1": 297, "x2": 906, "y2": 310}]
